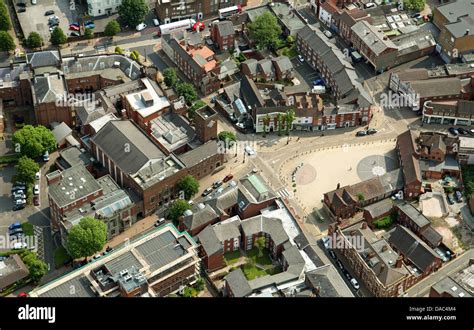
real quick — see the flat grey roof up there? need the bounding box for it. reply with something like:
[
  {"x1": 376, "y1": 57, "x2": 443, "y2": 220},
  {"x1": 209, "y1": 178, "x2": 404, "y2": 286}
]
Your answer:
[{"x1": 38, "y1": 275, "x2": 96, "y2": 298}]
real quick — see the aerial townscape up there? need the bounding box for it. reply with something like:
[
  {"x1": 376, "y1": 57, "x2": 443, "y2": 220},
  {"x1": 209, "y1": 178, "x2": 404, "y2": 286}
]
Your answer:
[{"x1": 0, "y1": 0, "x2": 474, "y2": 306}]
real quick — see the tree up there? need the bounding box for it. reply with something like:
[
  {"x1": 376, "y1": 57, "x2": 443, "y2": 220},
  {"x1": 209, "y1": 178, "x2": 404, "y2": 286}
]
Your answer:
[
  {"x1": 218, "y1": 131, "x2": 236, "y2": 151},
  {"x1": 255, "y1": 236, "x2": 266, "y2": 257},
  {"x1": 50, "y1": 27, "x2": 67, "y2": 45},
  {"x1": 357, "y1": 193, "x2": 365, "y2": 201},
  {"x1": 84, "y1": 28, "x2": 94, "y2": 39},
  {"x1": 130, "y1": 50, "x2": 140, "y2": 62},
  {"x1": 177, "y1": 175, "x2": 200, "y2": 200},
  {"x1": 404, "y1": 0, "x2": 425, "y2": 11},
  {"x1": 104, "y1": 20, "x2": 121, "y2": 37},
  {"x1": 262, "y1": 114, "x2": 270, "y2": 137},
  {"x1": 176, "y1": 82, "x2": 198, "y2": 105},
  {"x1": 66, "y1": 217, "x2": 107, "y2": 260},
  {"x1": 285, "y1": 109, "x2": 295, "y2": 144},
  {"x1": 0, "y1": 0, "x2": 12, "y2": 31},
  {"x1": 277, "y1": 113, "x2": 283, "y2": 136},
  {"x1": 168, "y1": 200, "x2": 190, "y2": 223},
  {"x1": 20, "y1": 250, "x2": 47, "y2": 284},
  {"x1": 247, "y1": 12, "x2": 282, "y2": 50},
  {"x1": 118, "y1": 0, "x2": 148, "y2": 28},
  {"x1": 26, "y1": 32, "x2": 43, "y2": 49},
  {"x1": 16, "y1": 156, "x2": 39, "y2": 185},
  {"x1": 115, "y1": 46, "x2": 124, "y2": 54},
  {"x1": 0, "y1": 31, "x2": 15, "y2": 52},
  {"x1": 163, "y1": 68, "x2": 178, "y2": 88},
  {"x1": 286, "y1": 35, "x2": 295, "y2": 45},
  {"x1": 195, "y1": 277, "x2": 205, "y2": 291},
  {"x1": 12, "y1": 125, "x2": 56, "y2": 159}
]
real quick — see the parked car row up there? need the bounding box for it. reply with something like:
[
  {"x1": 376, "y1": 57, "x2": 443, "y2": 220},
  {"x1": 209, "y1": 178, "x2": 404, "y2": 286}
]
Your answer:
[
  {"x1": 356, "y1": 128, "x2": 377, "y2": 137},
  {"x1": 11, "y1": 183, "x2": 26, "y2": 211},
  {"x1": 320, "y1": 236, "x2": 360, "y2": 291},
  {"x1": 448, "y1": 127, "x2": 474, "y2": 136},
  {"x1": 201, "y1": 174, "x2": 235, "y2": 197},
  {"x1": 447, "y1": 190, "x2": 463, "y2": 205}
]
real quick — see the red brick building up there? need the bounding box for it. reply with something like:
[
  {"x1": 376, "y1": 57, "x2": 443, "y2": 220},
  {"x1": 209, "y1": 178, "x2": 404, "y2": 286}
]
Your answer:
[{"x1": 210, "y1": 20, "x2": 235, "y2": 51}]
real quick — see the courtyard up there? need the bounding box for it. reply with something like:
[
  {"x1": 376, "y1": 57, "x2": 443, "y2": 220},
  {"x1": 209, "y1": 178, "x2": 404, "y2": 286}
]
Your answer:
[{"x1": 224, "y1": 248, "x2": 282, "y2": 281}]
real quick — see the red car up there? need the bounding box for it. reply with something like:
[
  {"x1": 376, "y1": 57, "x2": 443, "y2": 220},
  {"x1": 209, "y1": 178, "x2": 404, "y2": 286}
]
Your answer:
[
  {"x1": 69, "y1": 25, "x2": 80, "y2": 31},
  {"x1": 33, "y1": 196, "x2": 40, "y2": 206},
  {"x1": 223, "y1": 174, "x2": 234, "y2": 183},
  {"x1": 17, "y1": 292, "x2": 28, "y2": 297},
  {"x1": 192, "y1": 22, "x2": 205, "y2": 31}
]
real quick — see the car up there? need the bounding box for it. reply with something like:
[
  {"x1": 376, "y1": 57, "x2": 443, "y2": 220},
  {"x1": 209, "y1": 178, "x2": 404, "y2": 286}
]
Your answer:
[
  {"x1": 93, "y1": 254, "x2": 101, "y2": 260},
  {"x1": 154, "y1": 218, "x2": 166, "y2": 227},
  {"x1": 312, "y1": 78, "x2": 324, "y2": 86},
  {"x1": 447, "y1": 193, "x2": 455, "y2": 205},
  {"x1": 201, "y1": 187, "x2": 213, "y2": 197},
  {"x1": 153, "y1": 18, "x2": 160, "y2": 26},
  {"x1": 366, "y1": 128, "x2": 377, "y2": 135},
  {"x1": 45, "y1": 10, "x2": 55, "y2": 15},
  {"x1": 192, "y1": 22, "x2": 205, "y2": 31},
  {"x1": 85, "y1": 23, "x2": 95, "y2": 29},
  {"x1": 69, "y1": 31, "x2": 80, "y2": 37},
  {"x1": 244, "y1": 145, "x2": 255, "y2": 156},
  {"x1": 35, "y1": 171, "x2": 40, "y2": 180},
  {"x1": 350, "y1": 278, "x2": 360, "y2": 290},
  {"x1": 364, "y1": 2, "x2": 376, "y2": 8},
  {"x1": 320, "y1": 236, "x2": 330, "y2": 249},
  {"x1": 455, "y1": 190, "x2": 463, "y2": 203},
  {"x1": 18, "y1": 7, "x2": 26, "y2": 12},
  {"x1": 411, "y1": 12, "x2": 422, "y2": 19},
  {"x1": 435, "y1": 248, "x2": 448, "y2": 262},
  {"x1": 13, "y1": 192, "x2": 26, "y2": 200},
  {"x1": 9, "y1": 228, "x2": 23, "y2": 236},
  {"x1": 458, "y1": 127, "x2": 469, "y2": 135},
  {"x1": 13, "y1": 204, "x2": 25, "y2": 211},
  {"x1": 297, "y1": 55, "x2": 304, "y2": 62},
  {"x1": 31, "y1": 0, "x2": 36, "y2": 4},
  {"x1": 106, "y1": 246, "x2": 113, "y2": 253},
  {"x1": 136, "y1": 23, "x2": 147, "y2": 31},
  {"x1": 69, "y1": 24, "x2": 80, "y2": 31},
  {"x1": 251, "y1": 168, "x2": 259, "y2": 174},
  {"x1": 343, "y1": 270, "x2": 352, "y2": 280},
  {"x1": 17, "y1": 2, "x2": 26, "y2": 7},
  {"x1": 212, "y1": 180, "x2": 223, "y2": 189},
  {"x1": 48, "y1": 15, "x2": 59, "y2": 22},
  {"x1": 17, "y1": 292, "x2": 29, "y2": 297},
  {"x1": 15, "y1": 199, "x2": 27, "y2": 205},
  {"x1": 33, "y1": 196, "x2": 40, "y2": 206},
  {"x1": 34, "y1": 184, "x2": 40, "y2": 195},
  {"x1": 323, "y1": 30, "x2": 333, "y2": 39},
  {"x1": 43, "y1": 151, "x2": 49, "y2": 161},
  {"x1": 13, "y1": 242, "x2": 28, "y2": 249},
  {"x1": 448, "y1": 127, "x2": 459, "y2": 135},
  {"x1": 12, "y1": 185, "x2": 26, "y2": 192},
  {"x1": 223, "y1": 174, "x2": 234, "y2": 183},
  {"x1": 328, "y1": 250, "x2": 337, "y2": 259},
  {"x1": 356, "y1": 130, "x2": 367, "y2": 137},
  {"x1": 9, "y1": 222, "x2": 22, "y2": 231},
  {"x1": 336, "y1": 260, "x2": 344, "y2": 270}
]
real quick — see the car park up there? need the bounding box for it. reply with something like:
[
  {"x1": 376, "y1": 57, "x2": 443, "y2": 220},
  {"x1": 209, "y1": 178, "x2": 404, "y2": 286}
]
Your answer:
[
  {"x1": 136, "y1": 23, "x2": 147, "y2": 31},
  {"x1": 350, "y1": 278, "x2": 360, "y2": 290},
  {"x1": 356, "y1": 130, "x2": 367, "y2": 137},
  {"x1": 201, "y1": 187, "x2": 213, "y2": 197}
]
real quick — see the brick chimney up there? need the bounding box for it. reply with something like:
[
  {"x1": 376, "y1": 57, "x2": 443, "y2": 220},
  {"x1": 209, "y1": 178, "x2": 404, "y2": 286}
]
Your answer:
[
  {"x1": 361, "y1": 221, "x2": 368, "y2": 229},
  {"x1": 395, "y1": 256, "x2": 403, "y2": 268}
]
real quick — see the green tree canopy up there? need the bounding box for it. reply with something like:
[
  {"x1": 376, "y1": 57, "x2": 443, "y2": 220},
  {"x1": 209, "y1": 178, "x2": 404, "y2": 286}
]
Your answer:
[
  {"x1": 115, "y1": 46, "x2": 124, "y2": 54},
  {"x1": 255, "y1": 236, "x2": 266, "y2": 257},
  {"x1": 168, "y1": 200, "x2": 191, "y2": 223},
  {"x1": 26, "y1": 32, "x2": 43, "y2": 49},
  {"x1": 404, "y1": 0, "x2": 426, "y2": 12},
  {"x1": 12, "y1": 125, "x2": 56, "y2": 159},
  {"x1": 176, "y1": 82, "x2": 198, "y2": 105},
  {"x1": 16, "y1": 156, "x2": 39, "y2": 185},
  {"x1": 177, "y1": 175, "x2": 200, "y2": 200},
  {"x1": 285, "y1": 109, "x2": 295, "y2": 135},
  {"x1": 66, "y1": 217, "x2": 107, "y2": 260},
  {"x1": 118, "y1": 0, "x2": 148, "y2": 28},
  {"x1": 0, "y1": 31, "x2": 15, "y2": 51},
  {"x1": 50, "y1": 27, "x2": 67, "y2": 45},
  {"x1": 130, "y1": 50, "x2": 140, "y2": 61},
  {"x1": 247, "y1": 12, "x2": 282, "y2": 50},
  {"x1": 104, "y1": 20, "x2": 121, "y2": 37},
  {"x1": 84, "y1": 27, "x2": 94, "y2": 39},
  {"x1": 0, "y1": 0, "x2": 12, "y2": 31},
  {"x1": 163, "y1": 68, "x2": 178, "y2": 87},
  {"x1": 218, "y1": 131, "x2": 237, "y2": 150},
  {"x1": 20, "y1": 250, "x2": 48, "y2": 284}
]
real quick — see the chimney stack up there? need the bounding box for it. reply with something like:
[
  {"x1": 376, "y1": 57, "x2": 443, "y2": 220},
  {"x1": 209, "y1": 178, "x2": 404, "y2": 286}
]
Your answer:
[
  {"x1": 382, "y1": 245, "x2": 388, "y2": 252},
  {"x1": 395, "y1": 256, "x2": 403, "y2": 268},
  {"x1": 362, "y1": 222, "x2": 368, "y2": 229}
]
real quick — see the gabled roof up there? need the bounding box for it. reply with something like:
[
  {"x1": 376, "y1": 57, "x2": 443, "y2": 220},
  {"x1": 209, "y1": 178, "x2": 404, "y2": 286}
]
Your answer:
[
  {"x1": 225, "y1": 269, "x2": 252, "y2": 297},
  {"x1": 386, "y1": 225, "x2": 441, "y2": 273},
  {"x1": 397, "y1": 130, "x2": 422, "y2": 186},
  {"x1": 241, "y1": 215, "x2": 289, "y2": 247},
  {"x1": 182, "y1": 204, "x2": 219, "y2": 232},
  {"x1": 197, "y1": 226, "x2": 222, "y2": 256},
  {"x1": 52, "y1": 122, "x2": 72, "y2": 143},
  {"x1": 91, "y1": 120, "x2": 166, "y2": 174},
  {"x1": 351, "y1": 21, "x2": 398, "y2": 56},
  {"x1": 27, "y1": 51, "x2": 61, "y2": 68},
  {"x1": 272, "y1": 56, "x2": 293, "y2": 72},
  {"x1": 215, "y1": 20, "x2": 235, "y2": 37}
]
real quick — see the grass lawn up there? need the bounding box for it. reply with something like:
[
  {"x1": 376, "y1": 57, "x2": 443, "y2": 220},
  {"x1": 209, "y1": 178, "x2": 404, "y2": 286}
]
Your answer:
[
  {"x1": 241, "y1": 248, "x2": 282, "y2": 280},
  {"x1": 21, "y1": 222, "x2": 34, "y2": 236},
  {"x1": 54, "y1": 247, "x2": 71, "y2": 268},
  {"x1": 246, "y1": 248, "x2": 273, "y2": 266},
  {"x1": 224, "y1": 250, "x2": 242, "y2": 266},
  {"x1": 277, "y1": 45, "x2": 298, "y2": 58},
  {"x1": 242, "y1": 263, "x2": 268, "y2": 280}
]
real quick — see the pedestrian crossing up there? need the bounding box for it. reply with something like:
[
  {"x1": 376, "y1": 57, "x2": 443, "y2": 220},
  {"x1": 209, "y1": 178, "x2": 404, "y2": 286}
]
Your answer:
[{"x1": 276, "y1": 188, "x2": 293, "y2": 199}]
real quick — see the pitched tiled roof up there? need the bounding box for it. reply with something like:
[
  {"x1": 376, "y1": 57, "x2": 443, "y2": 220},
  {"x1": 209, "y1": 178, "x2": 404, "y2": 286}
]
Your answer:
[{"x1": 397, "y1": 130, "x2": 422, "y2": 186}]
